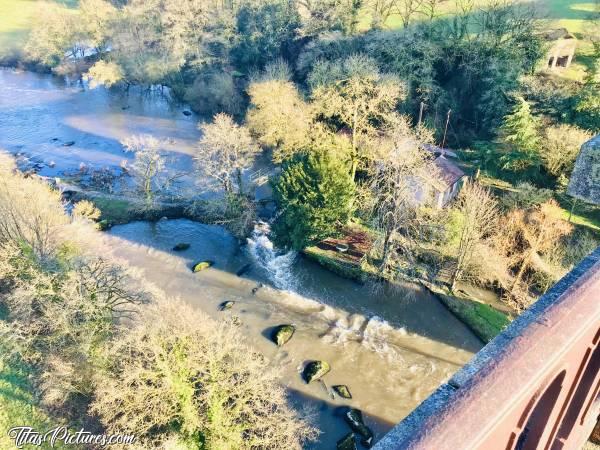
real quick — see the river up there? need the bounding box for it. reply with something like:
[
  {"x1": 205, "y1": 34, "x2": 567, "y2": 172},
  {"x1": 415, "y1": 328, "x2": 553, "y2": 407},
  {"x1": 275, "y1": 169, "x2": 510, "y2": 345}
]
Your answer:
[{"x1": 0, "y1": 68, "x2": 483, "y2": 448}]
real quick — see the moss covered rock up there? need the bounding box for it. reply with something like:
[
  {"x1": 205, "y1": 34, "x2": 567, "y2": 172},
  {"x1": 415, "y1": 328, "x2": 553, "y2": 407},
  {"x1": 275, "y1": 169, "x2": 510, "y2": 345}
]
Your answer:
[
  {"x1": 97, "y1": 219, "x2": 112, "y2": 231},
  {"x1": 337, "y1": 433, "x2": 357, "y2": 450},
  {"x1": 219, "y1": 301, "x2": 235, "y2": 311},
  {"x1": 344, "y1": 409, "x2": 374, "y2": 448},
  {"x1": 192, "y1": 260, "x2": 214, "y2": 272},
  {"x1": 302, "y1": 360, "x2": 330, "y2": 383},
  {"x1": 333, "y1": 385, "x2": 352, "y2": 399},
  {"x1": 271, "y1": 324, "x2": 295, "y2": 346},
  {"x1": 172, "y1": 242, "x2": 190, "y2": 251}
]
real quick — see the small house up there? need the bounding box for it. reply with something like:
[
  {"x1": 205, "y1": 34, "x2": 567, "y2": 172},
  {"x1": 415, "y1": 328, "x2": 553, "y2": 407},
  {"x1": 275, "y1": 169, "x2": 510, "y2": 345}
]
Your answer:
[
  {"x1": 543, "y1": 28, "x2": 577, "y2": 70},
  {"x1": 429, "y1": 155, "x2": 467, "y2": 208},
  {"x1": 412, "y1": 145, "x2": 468, "y2": 208}
]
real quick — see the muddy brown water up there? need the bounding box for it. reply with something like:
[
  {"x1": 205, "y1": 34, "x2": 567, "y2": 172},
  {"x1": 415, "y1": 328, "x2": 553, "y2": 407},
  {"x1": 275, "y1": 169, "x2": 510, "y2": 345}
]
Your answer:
[{"x1": 0, "y1": 68, "x2": 483, "y2": 449}]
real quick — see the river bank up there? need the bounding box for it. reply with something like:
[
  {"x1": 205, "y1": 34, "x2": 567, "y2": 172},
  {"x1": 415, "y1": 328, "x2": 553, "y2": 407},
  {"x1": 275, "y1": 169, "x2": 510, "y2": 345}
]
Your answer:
[
  {"x1": 304, "y1": 237, "x2": 512, "y2": 344},
  {"x1": 0, "y1": 67, "x2": 487, "y2": 448}
]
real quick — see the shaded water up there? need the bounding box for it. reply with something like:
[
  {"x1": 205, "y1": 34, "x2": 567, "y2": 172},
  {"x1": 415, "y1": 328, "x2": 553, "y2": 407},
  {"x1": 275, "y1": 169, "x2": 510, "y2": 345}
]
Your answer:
[
  {"x1": 104, "y1": 219, "x2": 482, "y2": 448},
  {"x1": 0, "y1": 68, "x2": 483, "y2": 448}
]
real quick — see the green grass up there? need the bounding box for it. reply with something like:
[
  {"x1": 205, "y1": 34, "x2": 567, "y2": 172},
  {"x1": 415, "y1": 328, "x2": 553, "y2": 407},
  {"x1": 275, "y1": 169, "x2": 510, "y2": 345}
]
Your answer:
[
  {"x1": 0, "y1": 0, "x2": 77, "y2": 61},
  {"x1": 370, "y1": 0, "x2": 597, "y2": 32},
  {"x1": 0, "y1": 342, "x2": 70, "y2": 449},
  {"x1": 432, "y1": 288, "x2": 512, "y2": 343},
  {"x1": 89, "y1": 196, "x2": 134, "y2": 224}
]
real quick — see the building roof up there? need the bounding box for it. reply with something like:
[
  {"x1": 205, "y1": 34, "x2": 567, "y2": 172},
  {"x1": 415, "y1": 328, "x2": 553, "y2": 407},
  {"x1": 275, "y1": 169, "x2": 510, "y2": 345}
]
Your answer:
[
  {"x1": 430, "y1": 156, "x2": 465, "y2": 191},
  {"x1": 421, "y1": 143, "x2": 459, "y2": 158},
  {"x1": 542, "y1": 28, "x2": 576, "y2": 41}
]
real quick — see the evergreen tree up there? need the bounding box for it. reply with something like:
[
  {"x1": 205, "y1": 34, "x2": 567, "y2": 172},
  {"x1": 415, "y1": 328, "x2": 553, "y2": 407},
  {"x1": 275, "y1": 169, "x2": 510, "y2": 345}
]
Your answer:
[
  {"x1": 574, "y1": 59, "x2": 600, "y2": 133},
  {"x1": 272, "y1": 150, "x2": 355, "y2": 250},
  {"x1": 500, "y1": 96, "x2": 541, "y2": 171}
]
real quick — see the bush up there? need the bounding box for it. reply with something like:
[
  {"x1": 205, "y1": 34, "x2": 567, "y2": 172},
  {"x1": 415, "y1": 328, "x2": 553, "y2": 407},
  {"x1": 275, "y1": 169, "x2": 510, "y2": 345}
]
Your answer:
[
  {"x1": 92, "y1": 299, "x2": 317, "y2": 449},
  {"x1": 184, "y1": 70, "x2": 243, "y2": 117},
  {"x1": 500, "y1": 182, "x2": 553, "y2": 211}
]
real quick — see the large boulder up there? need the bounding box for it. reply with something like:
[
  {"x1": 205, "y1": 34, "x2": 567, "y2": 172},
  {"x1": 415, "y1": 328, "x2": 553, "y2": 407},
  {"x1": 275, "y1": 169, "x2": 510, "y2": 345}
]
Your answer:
[
  {"x1": 192, "y1": 261, "x2": 214, "y2": 272},
  {"x1": 271, "y1": 324, "x2": 295, "y2": 346},
  {"x1": 337, "y1": 432, "x2": 357, "y2": 450},
  {"x1": 302, "y1": 360, "x2": 330, "y2": 383},
  {"x1": 333, "y1": 385, "x2": 352, "y2": 399},
  {"x1": 344, "y1": 409, "x2": 374, "y2": 448},
  {"x1": 219, "y1": 301, "x2": 235, "y2": 311}
]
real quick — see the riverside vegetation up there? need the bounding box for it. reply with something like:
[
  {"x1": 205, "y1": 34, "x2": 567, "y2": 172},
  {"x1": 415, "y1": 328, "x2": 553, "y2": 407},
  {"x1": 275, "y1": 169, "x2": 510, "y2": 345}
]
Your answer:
[
  {"x1": 1, "y1": 0, "x2": 600, "y2": 448},
  {"x1": 7, "y1": 0, "x2": 600, "y2": 329},
  {"x1": 0, "y1": 154, "x2": 317, "y2": 448}
]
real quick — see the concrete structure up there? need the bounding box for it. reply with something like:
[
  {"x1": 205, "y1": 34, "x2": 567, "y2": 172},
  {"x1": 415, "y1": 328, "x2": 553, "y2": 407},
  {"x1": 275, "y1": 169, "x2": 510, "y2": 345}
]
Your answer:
[
  {"x1": 544, "y1": 29, "x2": 577, "y2": 70},
  {"x1": 374, "y1": 248, "x2": 600, "y2": 450},
  {"x1": 375, "y1": 135, "x2": 600, "y2": 450},
  {"x1": 568, "y1": 135, "x2": 600, "y2": 205}
]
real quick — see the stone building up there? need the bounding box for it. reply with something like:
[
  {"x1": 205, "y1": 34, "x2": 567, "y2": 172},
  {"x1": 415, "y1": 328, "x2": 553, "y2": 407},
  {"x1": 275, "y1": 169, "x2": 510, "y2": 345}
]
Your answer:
[
  {"x1": 568, "y1": 134, "x2": 600, "y2": 204},
  {"x1": 544, "y1": 28, "x2": 577, "y2": 70}
]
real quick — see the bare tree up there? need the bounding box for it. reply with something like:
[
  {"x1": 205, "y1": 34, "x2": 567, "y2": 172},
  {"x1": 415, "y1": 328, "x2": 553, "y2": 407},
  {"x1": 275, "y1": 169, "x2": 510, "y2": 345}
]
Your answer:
[
  {"x1": 91, "y1": 299, "x2": 318, "y2": 449},
  {"x1": 368, "y1": 118, "x2": 437, "y2": 274},
  {"x1": 369, "y1": 0, "x2": 397, "y2": 28},
  {"x1": 310, "y1": 54, "x2": 405, "y2": 180},
  {"x1": 121, "y1": 134, "x2": 171, "y2": 208},
  {"x1": 246, "y1": 60, "x2": 312, "y2": 163},
  {"x1": 495, "y1": 200, "x2": 573, "y2": 310},
  {"x1": 420, "y1": 0, "x2": 444, "y2": 21},
  {"x1": 0, "y1": 154, "x2": 68, "y2": 259},
  {"x1": 196, "y1": 113, "x2": 260, "y2": 196},
  {"x1": 450, "y1": 181, "x2": 499, "y2": 290},
  {"x1": 395, "y1": 0, "x2": 424, "y2": 27}
]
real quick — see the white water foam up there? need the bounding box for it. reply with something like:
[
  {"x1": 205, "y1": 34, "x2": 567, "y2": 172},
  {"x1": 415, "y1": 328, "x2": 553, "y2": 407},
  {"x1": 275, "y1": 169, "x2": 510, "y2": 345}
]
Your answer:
[
  {"x1": 246, "y1": 221, "x2": 299, "y2": 291},
  {"x1": 246, "y1": 221, "x2": 411, "y2": 363}
]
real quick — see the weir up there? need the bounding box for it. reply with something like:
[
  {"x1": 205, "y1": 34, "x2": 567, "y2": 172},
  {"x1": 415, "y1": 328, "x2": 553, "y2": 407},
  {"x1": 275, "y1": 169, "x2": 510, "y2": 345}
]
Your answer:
[{"x1": 375, "y1": 136, "x2": 600, "y2": 450}]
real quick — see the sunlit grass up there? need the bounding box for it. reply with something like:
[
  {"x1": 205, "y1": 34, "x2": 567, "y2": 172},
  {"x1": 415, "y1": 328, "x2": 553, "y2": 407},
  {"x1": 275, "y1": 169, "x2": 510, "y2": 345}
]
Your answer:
[
  {"x1": 363, "y1": 0, "x2": 597, "y2": 34},
  {"x1": 0, "y1": 0, "x2": 77, "y2": 60}
]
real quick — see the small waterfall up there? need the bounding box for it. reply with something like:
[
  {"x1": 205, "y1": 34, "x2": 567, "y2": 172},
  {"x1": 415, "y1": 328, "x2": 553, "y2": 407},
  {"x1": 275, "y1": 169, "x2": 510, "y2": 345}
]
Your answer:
[{"x1": 246, "y1": 221, "x2": 299, "y2": 291}]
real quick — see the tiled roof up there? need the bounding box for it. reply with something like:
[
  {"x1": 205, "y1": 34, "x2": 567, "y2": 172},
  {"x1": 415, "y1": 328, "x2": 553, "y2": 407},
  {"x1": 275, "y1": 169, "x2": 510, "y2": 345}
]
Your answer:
[{"x1": 430, "y1": 156, "x2": 465, "y2": 190}]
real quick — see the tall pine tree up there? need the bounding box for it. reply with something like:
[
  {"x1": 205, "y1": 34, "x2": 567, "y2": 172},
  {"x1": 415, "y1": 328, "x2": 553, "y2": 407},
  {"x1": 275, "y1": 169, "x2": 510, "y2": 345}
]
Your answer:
[
  {"x1": 500, "y1": 96, "x2": 541, "y2": 171},
  {"x1": 272, "y1": 150, "x2": 355, "y2": 250}
]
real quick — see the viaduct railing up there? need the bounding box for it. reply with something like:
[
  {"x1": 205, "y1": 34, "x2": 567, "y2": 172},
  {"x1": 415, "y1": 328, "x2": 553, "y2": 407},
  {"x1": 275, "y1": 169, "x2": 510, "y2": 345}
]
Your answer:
[{"x1": 374, "y1": 246, "x2": 600, "y2": 450}]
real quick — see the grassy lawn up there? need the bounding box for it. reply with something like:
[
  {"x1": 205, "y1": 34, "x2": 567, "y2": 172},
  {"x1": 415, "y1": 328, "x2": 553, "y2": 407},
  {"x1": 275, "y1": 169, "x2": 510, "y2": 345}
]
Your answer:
[
  {"x1": 0, "y1": 332, "x2": 69, "y2": 449},
  {"x1": 90, "y1": 196, "x2": 134, "y2": 224},
  {"x1": 0, "y1": 0, "x2": 77, "y2": 61},
  {"x1": 373, "y1": 0, "x2": 597, "y2": 32}
]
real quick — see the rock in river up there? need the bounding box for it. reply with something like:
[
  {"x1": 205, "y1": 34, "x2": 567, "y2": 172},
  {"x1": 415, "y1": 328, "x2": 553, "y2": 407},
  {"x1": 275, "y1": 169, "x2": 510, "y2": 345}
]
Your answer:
[
  {"x1": 219, "y1": 301, "x2": 235, "y2": 311},
  {"x1": 182, "y1": 110, "x2": 192, "y2": 116},
  {"x1": 62, "y1": 141, "x2": 75, "y2": 147},
  {"x1": 192, "y1": 261, "x2": 213, "y2": 272},
  {"x1": 333, "y1": 385, "x2": 352, "y2": 399},
  {"x1": 337, "y1": 433, "x2": 357, "y2": 450},
  {"x1": 271, "y1": 324, "x2": 295, "y2": 346},
  {"x1": 344, "y1": 409, "x2": 374, "y2": 448},
  {"x1": 172, "y1": 242, "x2": 190, "y2": 251},
  {"x1": 236, "y1": 263, "x2": 251, "y2": 277},
  {"x1": 302, "y1": 360, "x2": 330, "y2": 383}
]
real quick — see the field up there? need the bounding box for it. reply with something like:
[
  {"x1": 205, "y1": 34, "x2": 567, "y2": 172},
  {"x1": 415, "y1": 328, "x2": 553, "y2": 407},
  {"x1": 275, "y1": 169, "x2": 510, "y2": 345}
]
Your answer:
[
  {"x1": 0, "y1": 0, "x2": 77, "y2": 61},
  {"x1": 375, "y1": 0, "x2": 597, "y2": 32}
]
